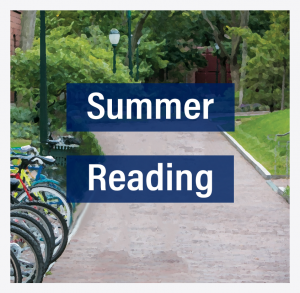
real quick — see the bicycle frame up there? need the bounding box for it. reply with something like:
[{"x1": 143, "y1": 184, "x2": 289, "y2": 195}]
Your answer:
[{"x1": 10, "y1": 173, "x2": 33, "y2": 201}]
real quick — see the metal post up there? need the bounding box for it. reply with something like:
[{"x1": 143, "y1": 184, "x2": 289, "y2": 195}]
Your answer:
[
  {"x1": 216, "y1": 51, "x2": 219, "y2": 83},
  {"x1": 113, "y1": 45, "x2": 117, "y2": 74},
  {"x1": 40, "y1": 11, "x2": 48, "y2": 149},
  {"x1": 135, "y1": 45, "x2": 139, "y2": 81},
  {"x1": 127, "y1": 11, "x2": 133, "y2": 77}
]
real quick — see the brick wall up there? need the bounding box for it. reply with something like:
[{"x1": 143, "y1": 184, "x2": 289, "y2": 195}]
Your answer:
[{"x1": 11, "y1": 10, "x2": 22, "y2": 102}]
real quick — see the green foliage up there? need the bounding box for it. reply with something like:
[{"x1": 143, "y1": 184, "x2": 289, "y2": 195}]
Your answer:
[
  {"x1": 203, "y1": 11, "x2": 272, "y2": 65},
  {"x1": 228, "y1": 11, "x2": 289, "y2": 109},
  {"x1": 282, "y1": 185, "x2": 290, "y2": 203},
  {"x1": 11, "y1": 106, "x2": 34, "y2": 123},
  {"x1": 77, "y1": 132, "x2": 104, "y2": 156},
  {"x1": 35, "y1": 11, "x2": 127, "y2": 37},
  {"x1": 34, "y1": 11, "x2": 173, "y2": 82},
  {"x1": 229, "y1": 109, "x2": 290, "y2": 175},
  {"x1": 89, "y1": 25, "x2": 168, "y2": 82},
  {"x1": 145, "y1": 11, "x2": 207, "y2": 80},
  {"x1": 11, "y1": 122, "x2": 39, "y2": 140},
  {"x1": 11, "y1": 22, "x2": 134, "y2": 129}
]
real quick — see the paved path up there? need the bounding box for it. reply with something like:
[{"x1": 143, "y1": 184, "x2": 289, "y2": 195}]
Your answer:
[{"x1": 44, "y1": 132, "x2": 289, "y2": 283}]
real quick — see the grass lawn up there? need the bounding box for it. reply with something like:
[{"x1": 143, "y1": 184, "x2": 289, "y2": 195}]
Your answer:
[
  {"x1": 11, "y1": 139, "x2": 31, "y2": 148},
  {"x1": 227, "y1": 109, "x2": 290, "y2": 175}
]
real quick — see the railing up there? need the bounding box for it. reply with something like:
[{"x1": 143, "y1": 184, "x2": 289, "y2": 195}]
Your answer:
[{"x1": 50, "y1": 144, "x2": 79, "y2": 167}]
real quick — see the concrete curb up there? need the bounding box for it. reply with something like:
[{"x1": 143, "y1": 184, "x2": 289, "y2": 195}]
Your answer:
[
  {"x1": 266, "y1": 180, "x2": 289, "y2": 203},
  {"x1": 218, "y1": 125, "x2": 272, "y2": 180},
  {"x1": 235, "y1": 111, "x2": 270, "y2": 116}
]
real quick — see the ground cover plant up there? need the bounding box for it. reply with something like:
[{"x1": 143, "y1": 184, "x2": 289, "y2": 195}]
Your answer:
[{"x1": 228, "y1": 109, "x2": 289, "y2": 175}]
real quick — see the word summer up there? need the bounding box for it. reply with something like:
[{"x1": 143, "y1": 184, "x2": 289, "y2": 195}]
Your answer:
[
  {"x1": 89, "y1": 163, "x2": 213, "y2": 198},
  {"x1": 87, "y1": 92, "x2": 215, "y2": 120}
]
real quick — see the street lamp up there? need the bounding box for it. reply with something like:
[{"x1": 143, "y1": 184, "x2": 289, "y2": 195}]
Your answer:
[
  {"x1": 40, "y1": 10, "x2": 48, "y2": 153},
  {"x1": 135, "y1": 38, "x2": 141, "y2": 81},
  {"x1": 109, "y1": 28, "x2": 120, "y2": 74},
  {"x1": 127, "y1": 11, "x2": 133, "y2": 78},
  {"x1": 215, "y1": 43, "x2": 219, "y2": 83}
]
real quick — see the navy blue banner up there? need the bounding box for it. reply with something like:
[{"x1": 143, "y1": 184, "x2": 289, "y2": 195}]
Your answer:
[
  {"x1": 66, "y1": 155, "x2": 234, "y2": 203},
  {"x1": 66, "y1": 83, "x2": 235, "y2": 132}
]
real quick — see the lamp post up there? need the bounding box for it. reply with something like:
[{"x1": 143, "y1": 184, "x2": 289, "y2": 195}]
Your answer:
[
  {"x1": 40, "y1": 11, "x2": 48, "y2": 153},
  {"x1": 135, "y1": 38, "x2": 141, "y2": 81},
  {"x1": 215, "y1": 43, "x2": 219, "y2": 84},
  {"x1": 109, "y1": 28, "x2": 120, "y2": 74},
  {"x1": 127, "y1": 11, "x2": 133, "y2": 77}
]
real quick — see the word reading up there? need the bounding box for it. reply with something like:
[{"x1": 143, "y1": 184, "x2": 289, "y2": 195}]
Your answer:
[{"x1": 89, "y1": 163, "x2": 213, "y2": 198}]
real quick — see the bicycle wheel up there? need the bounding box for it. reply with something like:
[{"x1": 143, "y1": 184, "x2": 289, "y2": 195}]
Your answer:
[
  {"x1": 32, "y1": 182, "x2": 73, "y2": 224},
  {"x1": 10, "y1": 225, "x2": 44, "y2": 283},
  {"x1": 10, "y1": 250, "x2": 22, "y2": 283},
  {"x1": 24, "y1": 201, "x2": 69, "y2": 262},
  {"x1": 17, "y1": 185, "x2": 72, "y2": 228},
  {"x1": 10, "y1": 204, "x2": 55, "y2": 252},
  {"x1": 11, "y1": 212, "x2": 53, "y2": 272}
]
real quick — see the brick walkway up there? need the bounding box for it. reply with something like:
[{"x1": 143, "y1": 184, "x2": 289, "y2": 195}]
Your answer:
[{"x1": 44, "y1": 132, "x2": 289, "y2": 283}]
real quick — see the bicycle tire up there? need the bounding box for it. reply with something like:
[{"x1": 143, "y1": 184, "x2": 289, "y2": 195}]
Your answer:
[
  {"x1": 10, "y1": 226, "x2": 44, "y2": 283},
  {"x1": 10, "y1": 204, "x2": 55, "y2": 252},
  {"x1": 24, "y1": 201, "x2": 69, "y2": 262},
  {"x1": 17, "y1": 185, "x2": 72, "y2": 228},
  {"x1": 10, "y1": 250, "x2": 22, "y2": 283},
  {"x1": 11, "y1": 220, "x2": 43, "y2": 282},
  {"x1": 11, "y1": 212, "x2": 53, "y2": 272}
]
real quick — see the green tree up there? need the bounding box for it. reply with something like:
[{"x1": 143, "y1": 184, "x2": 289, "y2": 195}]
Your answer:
[
  {"x1": 228, "y1": 11, "x2": 289, "y2": 111},
  {"x1": 203, "y1": 11, "x2": 251, "y2": 91},
  {"x1": 33, "y1": 10, "x2": 168, "y2": 81},
  {"x1": 11, "y1": 22, "x2": 134, "y2": 129},
  {"x1": 144, "y1": 11, "x2": 207, "y2": 82},
  {"x1": 201, "y1": 11, "x2": 271, "y2": 86}
]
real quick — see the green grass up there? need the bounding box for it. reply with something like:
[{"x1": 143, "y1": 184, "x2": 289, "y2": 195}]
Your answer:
[
  {"x1": 11, "y1": 139, "x2": 31, "y2": 148},
  {"x1": 228, "y1": 110, "x2": 290, "y2": 175}
]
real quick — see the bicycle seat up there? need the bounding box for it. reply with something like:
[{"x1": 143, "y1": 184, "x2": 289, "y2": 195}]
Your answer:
[
  {"x1": 36, "y1": 155, "x2": 55, "y2": 165},
  {"x1": 10, "y1": 178, "x2": 20, "y2": 192}
]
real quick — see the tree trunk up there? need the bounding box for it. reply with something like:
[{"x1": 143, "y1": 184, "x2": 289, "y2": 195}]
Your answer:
[
  {"x1": 230, "y1": 62, "x2": 240, "y2": 92},
  {"x1": 20, "y1": 11, "x2": 37, "y2": 52},
  {"x1": 124, "y1": 11, "x2": 151, "y2": 66},
  {"x1": 239, "y1": 38, "x2": 248, "y2": 105},
  {"x1": 16, "y1": 11, "x2": 37, "y2": 106},
  {"x1": 219, "y1": 54, "x2": 227, "y2": 83},
  {"x1": 158, "y1": 68, "x2": 165, "y2": 82},
  {"x1": 239, "y1": 11, "x2": 249, "y2": 105},
  {"x1": 281, "y1": 59, "x2": 286, "y2": 110}
]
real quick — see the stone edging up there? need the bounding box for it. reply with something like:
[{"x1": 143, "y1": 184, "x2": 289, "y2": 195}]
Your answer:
[
  {"x1": 217, "y1": 125, "x2": 271, "y2": 180},
  {"x1": 266, "y1": 180, "x2": 289, "y2": 203},
  {"x1": 235, "y1": 111, "x2": 270, "y2": 116}
]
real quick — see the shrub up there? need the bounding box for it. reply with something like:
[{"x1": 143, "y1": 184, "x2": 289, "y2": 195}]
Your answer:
[
  {"x1": 77, "y1": 132, "x2": 104, "y2": 156},
  {"x1": 240, "y1": 104, "x2": 251, "y2": 112},
  {"x1": 282, "y1": 185, "x2": 290, "y2": 203},
  {"x1": 252, "y1": 103, "x2": 261, "y2": 111},
  {"x1": 11, "y1": 122, "x2": 39, "y2": 140},
  {"x1": 235, "y1": 106, "x2": 242, "y2": 112},
  {"x1": 258, "y1": 105, "x2": 270, "y2": 111},
  {"x1": 11, "y1": 106, "x2": 34, "y2": 123}
]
